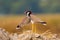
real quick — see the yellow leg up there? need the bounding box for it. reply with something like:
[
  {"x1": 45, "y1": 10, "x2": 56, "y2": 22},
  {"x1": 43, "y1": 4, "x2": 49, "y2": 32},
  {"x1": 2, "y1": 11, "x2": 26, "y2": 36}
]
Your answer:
[{"x1": 32, "y1": 23, "x2": 36, "y2": 33}]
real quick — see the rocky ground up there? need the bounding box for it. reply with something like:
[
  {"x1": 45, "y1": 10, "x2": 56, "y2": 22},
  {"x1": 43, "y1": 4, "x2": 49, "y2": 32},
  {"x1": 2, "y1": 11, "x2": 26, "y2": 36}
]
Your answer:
[{"x1": 0, "y1": 28, "x2": 60, "y2": 40}]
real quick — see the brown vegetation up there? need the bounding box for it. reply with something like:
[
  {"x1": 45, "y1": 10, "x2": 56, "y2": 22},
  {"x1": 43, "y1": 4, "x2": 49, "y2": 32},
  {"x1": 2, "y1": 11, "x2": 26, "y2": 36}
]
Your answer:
[
  {"x1": 0, "y1": 14, "x2": 60, "y2": 40},
  {"x1": 0, "y1": 28, "x2": 60, "y2": 40}
]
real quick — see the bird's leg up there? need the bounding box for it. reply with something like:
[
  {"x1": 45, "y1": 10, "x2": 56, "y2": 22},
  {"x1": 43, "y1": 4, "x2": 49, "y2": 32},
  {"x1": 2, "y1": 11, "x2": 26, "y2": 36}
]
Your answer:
[{"x1": 31, "y1": 20, "x2": 36, "y2": 33}]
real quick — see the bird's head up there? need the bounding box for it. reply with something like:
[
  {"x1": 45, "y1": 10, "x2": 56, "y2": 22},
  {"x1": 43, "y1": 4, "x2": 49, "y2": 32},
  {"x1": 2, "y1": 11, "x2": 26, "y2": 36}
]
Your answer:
[{"x1": 25, "y1": 11, "x2": 32, "y2": 17}]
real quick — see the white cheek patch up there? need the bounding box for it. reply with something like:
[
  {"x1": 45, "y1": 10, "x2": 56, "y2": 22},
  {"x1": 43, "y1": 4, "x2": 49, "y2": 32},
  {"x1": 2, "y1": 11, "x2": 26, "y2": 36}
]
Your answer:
[
  {"x1": 27, "y1": 12, "x2": 30, "y2": 17},
  {"x1": 27, "y1": 12, "x2": 29, "y2": 15}
]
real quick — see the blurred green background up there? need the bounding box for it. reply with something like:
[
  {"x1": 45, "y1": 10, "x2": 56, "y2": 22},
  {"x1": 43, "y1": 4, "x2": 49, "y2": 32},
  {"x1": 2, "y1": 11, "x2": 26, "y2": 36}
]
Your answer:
[{"x1": 0, "y1": 0, "x2": 60, "y2": 14}]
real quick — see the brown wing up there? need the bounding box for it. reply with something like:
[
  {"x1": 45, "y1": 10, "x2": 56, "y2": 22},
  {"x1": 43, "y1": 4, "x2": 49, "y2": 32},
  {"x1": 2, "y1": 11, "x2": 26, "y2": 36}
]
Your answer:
[{"x1": 30, "y1": 14, "x2": 47, "y2": 25}]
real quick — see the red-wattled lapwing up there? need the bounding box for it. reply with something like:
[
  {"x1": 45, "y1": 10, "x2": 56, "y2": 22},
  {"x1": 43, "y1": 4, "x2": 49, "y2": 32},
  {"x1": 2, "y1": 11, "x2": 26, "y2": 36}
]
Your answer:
[{"x1": 16, "y1": 11, "x2": 47, "y2": 33}]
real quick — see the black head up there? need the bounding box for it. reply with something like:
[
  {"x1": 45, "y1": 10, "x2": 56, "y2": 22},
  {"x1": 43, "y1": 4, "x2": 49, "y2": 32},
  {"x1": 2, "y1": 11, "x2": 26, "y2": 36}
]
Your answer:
[{"x1": 25, "y1": 11, "x2": 32, "y2": 17}]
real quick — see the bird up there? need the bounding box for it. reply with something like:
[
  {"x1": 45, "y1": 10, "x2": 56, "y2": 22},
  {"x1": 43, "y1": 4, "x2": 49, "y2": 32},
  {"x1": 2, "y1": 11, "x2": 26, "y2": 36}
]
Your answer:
[{"x1": 16, "y1": 11, "x2": 47, "y2": 30}]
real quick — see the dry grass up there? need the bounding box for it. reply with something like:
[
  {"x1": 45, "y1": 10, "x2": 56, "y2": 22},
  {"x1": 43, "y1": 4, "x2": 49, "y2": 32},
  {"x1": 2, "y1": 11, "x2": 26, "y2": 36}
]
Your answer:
[
  {"x1": 0, "y1": 28, "x2": 60, "y2": 40},
  {"x1": 0, "y1": 14, "x2": 60, "y2": 40},
  {"x1": 0, "y1": 14, "x2": 60, "y2": 34}
]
